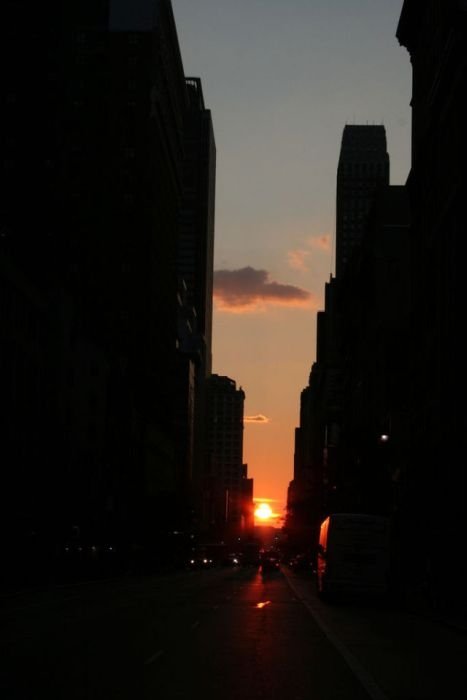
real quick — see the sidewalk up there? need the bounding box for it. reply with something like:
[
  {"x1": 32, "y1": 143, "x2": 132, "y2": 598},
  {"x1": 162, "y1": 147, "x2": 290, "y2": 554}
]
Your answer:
[
  {"x1": 400, "y1": 582, "x2": 467, "y2": 634},
  {"x1": 284, "y1": 568, "x2": 467, "y2": 700},
  {"x1": 404, "y1": 596, "x2": 467, "y2": 634}
]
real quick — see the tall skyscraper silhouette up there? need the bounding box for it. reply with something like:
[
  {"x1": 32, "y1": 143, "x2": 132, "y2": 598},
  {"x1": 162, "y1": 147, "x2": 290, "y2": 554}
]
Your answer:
[
  {"x1": 335, "y1": 125, "x2": 390, "y2": 278},
  {"x1": 178, "y1": 78, "x2": 216, "y2": 379},
  {"x1": 204, "y1": 375, "x2": 245, "y2": 535},
  {"x1": 0, "y1": 0, "x2": 217, "y2": 578}
]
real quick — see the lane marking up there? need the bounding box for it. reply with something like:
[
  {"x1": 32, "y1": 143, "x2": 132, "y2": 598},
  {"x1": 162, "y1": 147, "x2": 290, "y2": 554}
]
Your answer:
[
  {"x1": 144, "y1": 649, "x2": 164, "y2": 666},
  {"x1": 285, "y1": 576, "x2": 390, "y2": 700}
]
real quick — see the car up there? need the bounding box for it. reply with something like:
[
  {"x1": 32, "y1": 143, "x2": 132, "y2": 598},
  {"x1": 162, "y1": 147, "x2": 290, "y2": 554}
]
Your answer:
[
  {"x1": 188, "y1": 554, "x2": 214, "y2": 569},
  {"x1": 222, "y1": 552, "x2": 242, "y2": 566},
  {"x1": 261, "y1": 554, "x2": 280, "y2": 572}
]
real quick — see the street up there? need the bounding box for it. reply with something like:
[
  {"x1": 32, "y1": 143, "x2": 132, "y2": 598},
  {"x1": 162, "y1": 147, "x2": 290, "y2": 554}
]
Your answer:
[{"x1": 1, "y1": 565, "x2": 465, "y2": 699}]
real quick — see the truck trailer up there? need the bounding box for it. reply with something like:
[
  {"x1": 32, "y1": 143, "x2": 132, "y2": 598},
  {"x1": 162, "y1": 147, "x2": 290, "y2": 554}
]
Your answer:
[{"x1": 317, "y1": 513, "x2": 391, "y2": 600}]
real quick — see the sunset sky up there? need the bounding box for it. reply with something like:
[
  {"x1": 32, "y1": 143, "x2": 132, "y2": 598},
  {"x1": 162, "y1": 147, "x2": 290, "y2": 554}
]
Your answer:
[{"x1": 172, "y1": 0, "x2": 412, "y2": 525}]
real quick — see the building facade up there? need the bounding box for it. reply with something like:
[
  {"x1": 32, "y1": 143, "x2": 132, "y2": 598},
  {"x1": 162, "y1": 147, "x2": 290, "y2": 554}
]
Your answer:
[
  {"x1": 396, "y1": 0, "x2": 467, "y2": 607},
  {"x1": 204, "y1": 375, "x2": 246, "y2": 538},
  {"x1": 336, "y1": 125, "x2": 390, "y2": 278},
  {"x1": 288, "y1": 128, "x2": 411, "y2": 566},
  {"x1": 1, "y1": 0, "x2": 216, "y2": 579}
]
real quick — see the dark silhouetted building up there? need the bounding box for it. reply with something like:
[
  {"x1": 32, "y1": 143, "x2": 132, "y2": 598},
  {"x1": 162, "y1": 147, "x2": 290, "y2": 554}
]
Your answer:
[
  {"x1": 335, "y1": 185, "x2": 410, "y2": 515},
  {"x1": 1, "y1": 0, "x2": 216, "y2": 580},
  {"x1": 204, "y1": 375, "x2": 245, "y2": 538},
  {"x1": 397, "y1": 0, "x2": 467, "y2": 609},
  {"x1": 336, "y1": 125, "x2": 390, "y2": 278},
  {"x1": 179, "y1": 78, "x2": 216, "y2": 378},
  {"x1": 177, "y1": 77, "x2": 217, "y2": 534},
  {"x1": 288, "y1": 128, "x2": 411, "y2": 564},
  {"x1": 241, "y1": 467, "x2": 255, "y2": 535}
]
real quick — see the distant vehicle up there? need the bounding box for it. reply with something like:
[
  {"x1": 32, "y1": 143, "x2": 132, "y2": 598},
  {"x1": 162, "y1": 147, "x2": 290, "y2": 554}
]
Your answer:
[
  {"x1": 197, "y1": 542, "x2": 227, "y2": 566},
  {"x1": 222, "y1": 552, "x2": 242, "y2": 566},
  {"x1": 261, "y1": 550, "x2": 281, "y2": 572},
  {"x1": 188, "y1": 545, "x2": 218, "y2": 569},
  {"x1": 188, "y1": 555, "x2": 214, "y2": 569},
  {"x1": 317, "y1": 513, "x2": 391, "y2": 600},
  {"x1": 241, "y1": 541, "x2": 261, "y2": 566}
]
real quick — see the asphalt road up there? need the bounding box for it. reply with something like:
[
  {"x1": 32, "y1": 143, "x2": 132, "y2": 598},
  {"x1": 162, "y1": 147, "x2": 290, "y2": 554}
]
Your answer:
[{"x1": 1, "y1": 566, "x2": 466, "y2": 699}]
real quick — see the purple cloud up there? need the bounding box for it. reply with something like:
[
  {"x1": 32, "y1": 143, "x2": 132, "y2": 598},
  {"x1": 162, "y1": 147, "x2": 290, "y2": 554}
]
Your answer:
[{"x1": 214, "y1": 266, "x2": 313, "y2": 312}]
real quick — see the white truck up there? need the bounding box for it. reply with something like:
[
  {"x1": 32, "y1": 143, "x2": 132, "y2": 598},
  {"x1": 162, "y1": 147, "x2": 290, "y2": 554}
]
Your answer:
[{"x1": 317, "y1": 512, "x2": 391, "y2": 600}]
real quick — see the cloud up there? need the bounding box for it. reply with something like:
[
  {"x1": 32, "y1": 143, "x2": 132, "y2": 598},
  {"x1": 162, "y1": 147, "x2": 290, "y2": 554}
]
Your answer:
[
  {"x1": 244, "y1": 414, "x2": 270, "y2": 424},
  {"x1": 286, "y1": 234, "x2": 331, "y2": 271},
  {"x1": 307, "y1": 233, "x2": 331, "y2": 252},
  {"x1": 287, "y1": 249, "x2": 311, "y2": 271},
  {"x1": 214, "y1": 266, "x2": 312, "y2": 312}
]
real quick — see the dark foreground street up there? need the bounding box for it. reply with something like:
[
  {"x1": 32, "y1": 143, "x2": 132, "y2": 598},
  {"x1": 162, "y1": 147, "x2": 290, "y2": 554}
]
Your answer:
[{"x1": 1, "y1": 565, "x2": 466, "y2": 700}]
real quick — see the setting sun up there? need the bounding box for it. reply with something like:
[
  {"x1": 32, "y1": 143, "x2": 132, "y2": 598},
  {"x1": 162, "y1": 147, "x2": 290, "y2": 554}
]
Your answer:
[{"x1": 254, "y1": 503, "x2": 273, "y2": 521}]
